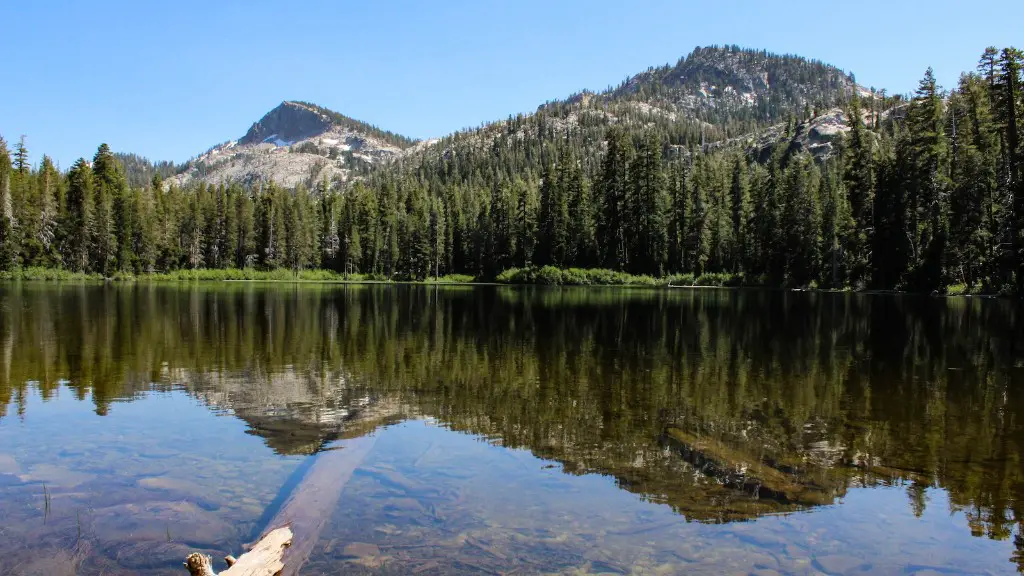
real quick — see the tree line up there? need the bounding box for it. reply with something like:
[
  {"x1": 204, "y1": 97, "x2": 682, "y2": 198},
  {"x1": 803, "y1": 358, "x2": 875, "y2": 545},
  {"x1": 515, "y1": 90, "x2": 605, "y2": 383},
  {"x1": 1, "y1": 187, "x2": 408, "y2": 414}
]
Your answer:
[{"x1": 0, "y1": 46, "x2": 1021, "y2": 291}]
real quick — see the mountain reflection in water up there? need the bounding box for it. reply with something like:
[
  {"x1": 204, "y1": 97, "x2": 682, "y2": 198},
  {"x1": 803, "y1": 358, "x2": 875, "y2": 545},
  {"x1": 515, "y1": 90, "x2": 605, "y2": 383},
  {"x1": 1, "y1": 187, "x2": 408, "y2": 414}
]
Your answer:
[{"x1": 0, "y1": 283, "x2": 1022, "y2": 573}]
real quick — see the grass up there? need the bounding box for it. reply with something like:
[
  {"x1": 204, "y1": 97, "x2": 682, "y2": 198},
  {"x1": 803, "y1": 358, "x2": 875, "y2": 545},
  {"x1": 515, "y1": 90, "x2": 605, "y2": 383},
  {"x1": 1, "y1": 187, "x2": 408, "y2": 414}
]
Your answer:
[
  {"x1": 0, "y1": 266, "x2": 1005, "y2": 295},
  {"x1": 494, "y1": 266, "x2": 748, "y2": 287},
  {"x1": 0, "y1": 266, "x2": 476, "y2": 284},
  {"x1": 0, "y1": 267, "x2": 104, "y2": 281}
]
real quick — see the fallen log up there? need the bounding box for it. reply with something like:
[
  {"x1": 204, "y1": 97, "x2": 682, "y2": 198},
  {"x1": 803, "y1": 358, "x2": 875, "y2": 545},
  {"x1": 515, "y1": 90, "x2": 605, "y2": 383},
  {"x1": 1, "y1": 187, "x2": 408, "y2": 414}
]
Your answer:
[
  {"x1": 259, "y1": 435, "x2": 377, "y2": 576},
  {"x1": 184, "y1": 400, "x2": 404, "y2": 575},
  {"x1": 184, "y1": 526, "x2": 292, "y2": 576}
]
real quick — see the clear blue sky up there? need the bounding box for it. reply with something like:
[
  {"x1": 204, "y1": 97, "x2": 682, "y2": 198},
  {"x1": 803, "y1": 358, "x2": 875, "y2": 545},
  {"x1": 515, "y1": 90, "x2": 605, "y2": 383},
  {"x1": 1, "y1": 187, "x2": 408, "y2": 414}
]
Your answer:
[{"x1": 2, "y1": 0, "x2": 1019, "y2": 169}]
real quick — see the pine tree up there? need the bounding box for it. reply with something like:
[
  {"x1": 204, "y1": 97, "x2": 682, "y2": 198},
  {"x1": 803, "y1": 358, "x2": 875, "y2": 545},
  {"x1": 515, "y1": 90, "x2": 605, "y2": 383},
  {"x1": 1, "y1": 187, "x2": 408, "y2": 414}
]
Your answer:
[
  {"x1": 685, "y1": 153, "x2": 712, "y2": 275},
  {"x1": 182, "y1": 185, "x2": 205, "y2": 269},
  {"x1": 666, "y1": 160, "x2": 689, "y2": 272},
  {"x1": 872, "y1": 131, "x2": 910, "y2": 289},
  {"x1": 994, "y1": 48, "x2": 1023, "y2": 292},
  {"x1": 819, "y1": 161, "x2": 853, "y2": 287},
  {"x1": 514, "y1": 178, "x2": 539, "y2": 268},
  {"x1": 429, "y1": 194, "x2": 448, "y2": 277},
  {"x1": 65, "y1": 159, "x2": 95, "y2": 272},
  {"x1": 843, "y1": 94, "x2": 875, "y2": 285},
  {"x1": 729, "y1": 156, "x2": 750, "y2": 273},
  {"x1": 135, "y1": 186, "x2": 157, "y2": 273},
  {"x1": 12, "y1": 136, "x2": 29, "y2": 176},
  {"x1": 903, "y1": 68, "x2": 950, "y2": 291},
  {"x1": 949, "y1": 73, "x2": 999, "y2": 288},
  {"x1": 487, "y1": 179, "x2": 517, "y2": 275},
  {"x1": 0, "y1": 139, "x2": 17, "y2": 270},
  {"x1": 597, "y1": 127, "x2": 634, "y2": 270},
  {"x1": 36, "y1": 155, "x2": 60, "y2": 267},
  {"x1": 234, "y1": 186, "x2": 255, "y2": 268},
  {"x1": 781, "y1": 154, "x2": 822, "y2": 286},
  {"x1": 565, "y1": 158, "x2": 596, "y2": 267},
  {"x1": 628, "y1": 131, "x2": 668, "y2": 275},
  {"x1": 91, "y1": 144, "x2": 121, "y2": 274},
  {"x1": 318, "y1": 180, "x2": 340, "y2": 270}
]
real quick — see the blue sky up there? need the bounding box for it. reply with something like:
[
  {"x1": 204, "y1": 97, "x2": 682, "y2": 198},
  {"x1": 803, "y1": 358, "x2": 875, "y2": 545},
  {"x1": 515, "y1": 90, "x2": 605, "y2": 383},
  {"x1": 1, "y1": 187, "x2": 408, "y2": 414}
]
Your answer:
[{"x1": 2, "y1": 0, "x2": 1019, "y2": 168}]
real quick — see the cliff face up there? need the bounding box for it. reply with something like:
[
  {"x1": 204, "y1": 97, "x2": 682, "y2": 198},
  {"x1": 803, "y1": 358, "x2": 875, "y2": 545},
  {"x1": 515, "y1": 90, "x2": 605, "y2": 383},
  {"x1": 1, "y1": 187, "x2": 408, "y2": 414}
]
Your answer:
[{"x1": 237, "y1": 101, "x2": 334, "y2": 147}]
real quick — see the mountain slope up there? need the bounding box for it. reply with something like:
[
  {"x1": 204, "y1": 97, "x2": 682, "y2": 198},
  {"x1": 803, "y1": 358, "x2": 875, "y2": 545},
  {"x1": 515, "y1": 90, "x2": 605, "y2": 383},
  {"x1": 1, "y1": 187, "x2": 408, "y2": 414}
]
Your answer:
[
  {"x1": 392, "y1": 45, "x2": 869, "y2": 189},
  {"x1": 170, "y1": 46, "x2": 869, "y2": 190},
  {"x1": 171, "y1": 101, "x2": 418, "y2": 189}
]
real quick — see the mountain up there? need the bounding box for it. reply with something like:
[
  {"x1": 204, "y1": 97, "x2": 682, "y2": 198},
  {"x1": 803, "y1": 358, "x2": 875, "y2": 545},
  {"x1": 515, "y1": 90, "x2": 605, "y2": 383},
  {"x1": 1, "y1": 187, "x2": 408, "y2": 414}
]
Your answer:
[
  {"x1": 170, "y1": 101, "x2": 419, "y2": 189},
  {"x1": 392, "y1": 45, "x2": 870, "y2": 188},
  {"x1": 604, "y1": 45, "x2": 867, "y2": 125},
  {"x1": 167, "y1": 46, "x2": 867, "y2": 190}
]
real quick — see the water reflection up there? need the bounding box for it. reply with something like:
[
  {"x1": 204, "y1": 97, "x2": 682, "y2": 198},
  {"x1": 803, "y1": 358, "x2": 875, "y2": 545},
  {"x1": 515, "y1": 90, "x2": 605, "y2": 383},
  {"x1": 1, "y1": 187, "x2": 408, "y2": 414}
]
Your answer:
[{"x1": 0, "y1": 284, "x2": 1022, "y2": 572}]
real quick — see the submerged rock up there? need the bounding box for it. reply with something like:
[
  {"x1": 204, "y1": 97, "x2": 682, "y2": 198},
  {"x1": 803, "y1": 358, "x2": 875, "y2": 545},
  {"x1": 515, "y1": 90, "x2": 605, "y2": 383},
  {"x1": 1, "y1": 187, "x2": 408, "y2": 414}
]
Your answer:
[{"x1": 90, "y1": 501, "x2": 234, "y2": 547}]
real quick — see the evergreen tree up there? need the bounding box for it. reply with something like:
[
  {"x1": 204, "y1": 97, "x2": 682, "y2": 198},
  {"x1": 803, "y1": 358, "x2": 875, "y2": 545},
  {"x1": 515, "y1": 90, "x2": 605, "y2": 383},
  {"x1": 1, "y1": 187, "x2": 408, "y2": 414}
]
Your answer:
[
  {"x1": 949, "y1": 73, "x2": 999, "y2": 288},
  {"x1": 666, "y1": 160, "x2": 689, "y2": 272},
  {"x1": 685, "y1": 153, "x2": 712, "y2": 275},
  {"x1": 91, "y1": 144, "x2": 121, "y2": 274},
  {"x1": 729, "y1": 156, "x2": 750, "y2": 273},
  {"x1": 35, "y1": 156, "x2": 61, "y2": 267},
  {"x1": 628, "y1": 131, "x2": 668, "y2": 275},
  {"x1": 65, "y1": 159, "x2": 95, "y2": 272},
  {"x1": 781, "y1": 154, "x2": 822, "y2": 286},
  {"x1": 0, "y1": 139, "x2": 17, "y2": 270},
  {"x1": 13, "y1": 136, "x2": 29, "y2": 176},
  {"x1": 903, "y1": 68, "x2": 950, "y2": 291},
  {"x1": 994, "y1": 48, "x2": 1023, "y2": 291},
  {"x1": 565, "y1": 158, "x2": 596, "y2": 267},
  {"x1": 597, "y1": 127, "x2": 634, "y2": 270},
  {"x1": 843, "y1": 94, "x2": 875, "y2": 285}
]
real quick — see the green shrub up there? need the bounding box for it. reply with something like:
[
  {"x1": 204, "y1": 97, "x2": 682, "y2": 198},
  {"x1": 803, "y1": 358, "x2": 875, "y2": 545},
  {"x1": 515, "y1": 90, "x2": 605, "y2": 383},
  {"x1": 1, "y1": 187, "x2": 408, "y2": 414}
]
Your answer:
[{"x1": 427, "y1": 274, "x2": 476, "y2": 284}]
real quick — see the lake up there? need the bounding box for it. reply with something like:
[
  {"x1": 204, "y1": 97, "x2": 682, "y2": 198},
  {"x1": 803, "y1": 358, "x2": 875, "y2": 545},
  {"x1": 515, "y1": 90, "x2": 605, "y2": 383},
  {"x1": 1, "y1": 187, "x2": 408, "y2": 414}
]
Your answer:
[{"x1": 0, "y1": 283, "x2": 1022, "y2": 575}]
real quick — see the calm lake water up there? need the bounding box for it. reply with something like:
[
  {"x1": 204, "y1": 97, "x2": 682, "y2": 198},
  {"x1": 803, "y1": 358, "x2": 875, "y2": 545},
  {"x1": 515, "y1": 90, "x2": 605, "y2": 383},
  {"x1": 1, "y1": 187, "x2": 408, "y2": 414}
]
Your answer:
[{"x1": 0, "y1": 284, "x2": 1022, "y2": 575}]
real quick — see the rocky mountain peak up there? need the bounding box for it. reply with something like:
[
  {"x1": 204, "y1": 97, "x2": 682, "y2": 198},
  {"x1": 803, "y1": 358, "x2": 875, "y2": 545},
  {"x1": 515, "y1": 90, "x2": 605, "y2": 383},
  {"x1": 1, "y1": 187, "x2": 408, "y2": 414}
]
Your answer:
[{"x1": 238, "y1": 101, "x2": 334, "y2": 147}]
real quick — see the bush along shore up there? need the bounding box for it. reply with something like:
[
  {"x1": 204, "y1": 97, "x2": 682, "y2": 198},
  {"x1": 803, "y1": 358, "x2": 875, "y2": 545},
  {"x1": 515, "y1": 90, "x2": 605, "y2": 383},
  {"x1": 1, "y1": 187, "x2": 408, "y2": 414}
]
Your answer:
[
  {"x1": 0, "y1": 267, "x2": 473, "y2": 284},
  {"x1": 0, "y1": 265, "x2": 1004, "y2": 295}
]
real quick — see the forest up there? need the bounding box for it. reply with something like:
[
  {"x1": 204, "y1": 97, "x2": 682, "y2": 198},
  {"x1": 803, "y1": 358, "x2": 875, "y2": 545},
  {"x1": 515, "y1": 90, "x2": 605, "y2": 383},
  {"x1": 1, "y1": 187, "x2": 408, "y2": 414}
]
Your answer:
[{"x1": 0, "y1": 46, "x2": 1021, "y2": 293}]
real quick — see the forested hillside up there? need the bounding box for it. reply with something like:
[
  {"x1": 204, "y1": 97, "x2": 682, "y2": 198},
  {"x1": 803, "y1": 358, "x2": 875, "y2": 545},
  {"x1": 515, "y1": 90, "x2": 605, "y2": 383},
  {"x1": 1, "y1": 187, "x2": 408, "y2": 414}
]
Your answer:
[{"x1": 0, "y1": 46, "x2": 1021, "y2": 293}]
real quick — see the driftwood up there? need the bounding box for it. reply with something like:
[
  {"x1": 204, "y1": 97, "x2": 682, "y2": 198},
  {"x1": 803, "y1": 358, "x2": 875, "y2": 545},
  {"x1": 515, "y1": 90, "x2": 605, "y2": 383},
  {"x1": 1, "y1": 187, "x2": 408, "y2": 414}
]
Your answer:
[
  {"x1": 184, "y1": 401, "x2": 402, "y2": 575},
  {"x1": 259, "y1": 435, "x2": 377, "y2": 576},
  {"x1": 184, "y1": 527, "x2": 292, "y2": 576}
]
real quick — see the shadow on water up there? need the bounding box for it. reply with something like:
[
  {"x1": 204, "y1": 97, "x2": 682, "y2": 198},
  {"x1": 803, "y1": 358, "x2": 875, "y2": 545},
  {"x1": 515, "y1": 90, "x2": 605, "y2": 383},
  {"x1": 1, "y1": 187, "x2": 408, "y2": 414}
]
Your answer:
[{"x1": 0, "y1": 283, "x2": 1023, "y2": 573}]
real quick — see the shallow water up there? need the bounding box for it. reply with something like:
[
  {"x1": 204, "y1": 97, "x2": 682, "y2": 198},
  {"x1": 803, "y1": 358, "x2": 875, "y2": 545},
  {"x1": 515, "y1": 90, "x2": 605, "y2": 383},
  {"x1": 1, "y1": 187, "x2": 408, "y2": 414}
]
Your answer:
[{"x1": 0, "y1": 283, "x2": 1021, "y2": 574}]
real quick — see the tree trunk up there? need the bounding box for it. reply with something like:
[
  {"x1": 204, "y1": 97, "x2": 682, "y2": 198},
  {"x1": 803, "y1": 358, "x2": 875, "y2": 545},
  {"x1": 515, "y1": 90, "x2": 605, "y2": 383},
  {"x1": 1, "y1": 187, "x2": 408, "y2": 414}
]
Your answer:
[{"x1": 185, "y1": 527, "x2": 292, "y2": 576}]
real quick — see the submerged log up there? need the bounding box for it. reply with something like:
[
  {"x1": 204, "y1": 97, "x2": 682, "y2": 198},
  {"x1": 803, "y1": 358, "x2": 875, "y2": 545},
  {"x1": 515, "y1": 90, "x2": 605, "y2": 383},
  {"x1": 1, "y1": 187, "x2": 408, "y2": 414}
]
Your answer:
[
  {"x1": 260, "y1": 435, "x2": 377, "y2": 576},
  {"x1": 184, "y1": 400, "x2": 403, "y2": 575},
  {"x1": 184, "y1": 527, "x2": 292, "y2": 576}
]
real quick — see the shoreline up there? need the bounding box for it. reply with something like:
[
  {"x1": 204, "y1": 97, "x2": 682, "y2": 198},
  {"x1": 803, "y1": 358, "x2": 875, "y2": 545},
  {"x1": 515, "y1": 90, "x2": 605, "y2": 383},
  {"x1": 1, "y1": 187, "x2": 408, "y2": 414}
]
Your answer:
[{"x1": 0, "y1": 267, "x2": 1010, "y2": 298}]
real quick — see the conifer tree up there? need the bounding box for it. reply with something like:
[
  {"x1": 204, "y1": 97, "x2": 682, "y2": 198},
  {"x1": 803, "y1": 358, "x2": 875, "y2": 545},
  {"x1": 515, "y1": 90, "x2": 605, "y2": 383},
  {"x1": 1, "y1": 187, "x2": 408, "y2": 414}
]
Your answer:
[
  {"x1": 782, "y1": 154, "x2": 822, "y2": 286},
  {"x1": 13, "y1": 136, "x2": 29, "y2": 176},
  {"x1": 597, "y1": 127, "x2": 633, "y2": 270},
  {"x1": 994, "y1": 48, "x2": 1023, "y2": 291},
  {"x1": 843, "y1": 94, "x2": 875, "y2": 285},
  {"x1": 729, "y1": 156, "x2": 750, "y2": 273},
  {"x1": 0, "y1": 139, "x2": 17, "y2": 270},
  {"x1": 628, "y1": 131, "x2": 668, "y2": 275},
  {"x1": 565, "y1": 158, "x2": 596, "y2": 268},
  {"x1": 666, "y1": 160, "x2": 689, "y2": 272},
  {"x1": 685, "y1": 153, "x2": 712, "y2": 275},
  {"x1": 91, "y1": 144, "x2": 121, "y2": 274},
  {"x1": 903, "y1": 68, "x2": 950, "y2": 291},
  {"x1": 35, "y1": 155, "x2": 60, "y2": 267},
  {"x1": 65, "y1": 159, "x2": 95, "y2": 272}
]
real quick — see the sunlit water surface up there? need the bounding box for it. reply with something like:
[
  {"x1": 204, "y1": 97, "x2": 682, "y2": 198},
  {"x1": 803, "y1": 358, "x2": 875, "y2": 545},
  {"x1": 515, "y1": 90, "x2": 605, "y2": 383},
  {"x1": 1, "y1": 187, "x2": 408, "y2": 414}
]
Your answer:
[{"x1": 0, "y1": 283, "x2": 1021, "y2": 575}]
